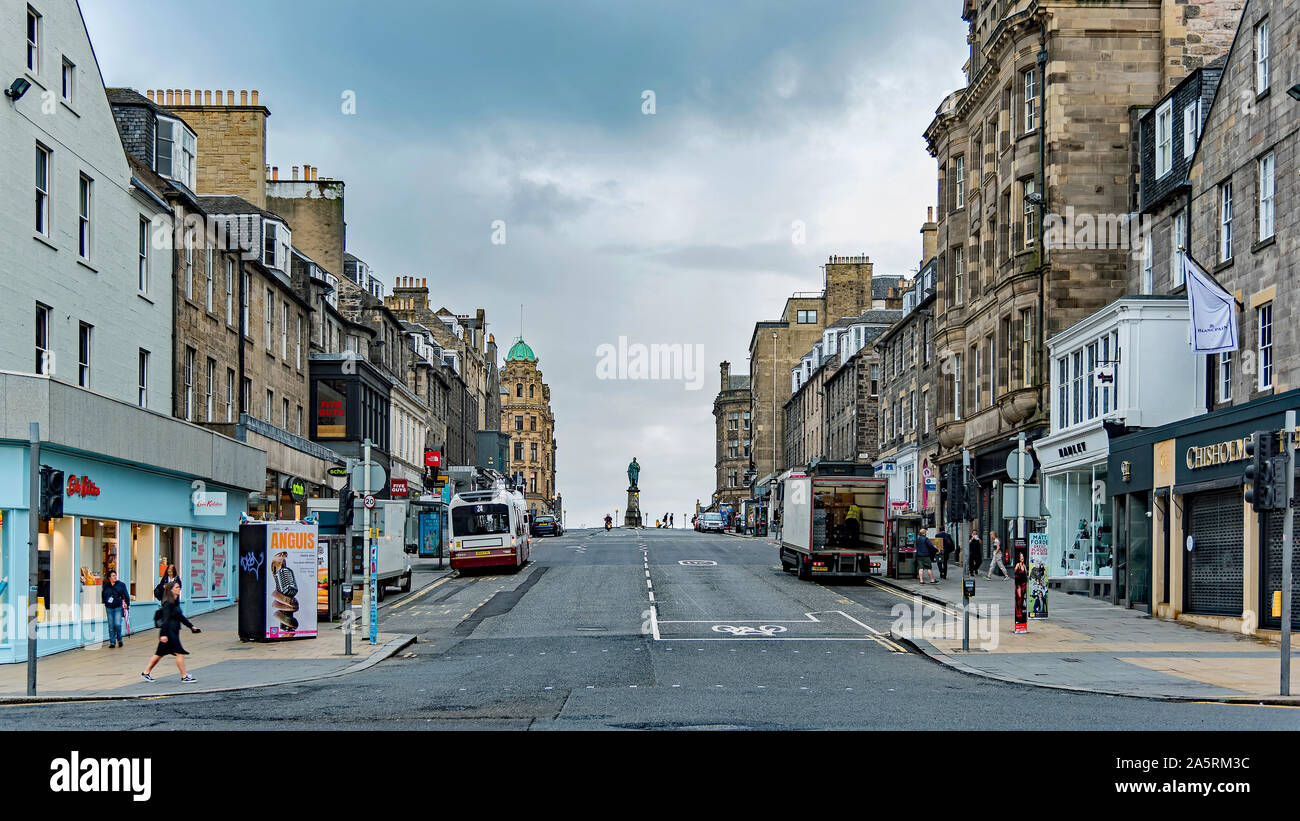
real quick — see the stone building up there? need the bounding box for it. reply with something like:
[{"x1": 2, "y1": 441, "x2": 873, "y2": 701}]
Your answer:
[
  {"x1": 712, "y1": 362, "x2": 752, "y2": 513},
  {"x1": 922, "y1": 0, "x2": 1243, "y2": 546},
  {"x1": 500, "y1": 340, "x2": 558, "y2": 515},
  {"x1": 1108, "y1": 0, "x2": 1298, "y2": 635},
  {"x1": 823, "y1": 312, "x2": 900, "y2": 466},
  {"x1": 747, "y1": 256, "x2": 901, "y2": 485}
]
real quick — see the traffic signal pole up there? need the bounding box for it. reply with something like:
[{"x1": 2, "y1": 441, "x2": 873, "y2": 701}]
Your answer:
[
  {"x1": 26, "y1": 423, "x2": 39, "y2": 696},
  {"x1": 1283, "y1": 410, "x2": 1294, "y2": 696}
]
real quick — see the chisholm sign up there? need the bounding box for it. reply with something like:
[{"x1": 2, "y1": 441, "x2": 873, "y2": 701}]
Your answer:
[{"x1": 1185, "y1": 437, "x2": 1249, "y2": 470}]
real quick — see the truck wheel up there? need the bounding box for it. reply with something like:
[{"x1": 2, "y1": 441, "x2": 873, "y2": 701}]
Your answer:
[
  {"x1": 376, "y1": 583, "x2": 386, "y2": 603},
  {"x1": 797, "y1": 557, "x2": 812, "y2": 581},
  {"x1": 400, "y1": 572, "x2": 412, "y2": 593}
]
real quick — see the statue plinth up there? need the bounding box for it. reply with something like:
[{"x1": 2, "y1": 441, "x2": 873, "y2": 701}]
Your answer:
[{"x1": 624, "y1": 487, "x2": 643, "y2": 528}]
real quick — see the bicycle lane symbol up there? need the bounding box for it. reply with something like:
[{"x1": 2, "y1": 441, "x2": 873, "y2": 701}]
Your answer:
[{"x1": 711, "y1": 624, "x2": 788, "y2": 637}]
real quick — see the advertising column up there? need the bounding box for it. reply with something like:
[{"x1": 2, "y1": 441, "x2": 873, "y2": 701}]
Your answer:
[{"x1": 1028, "y1": 532, "x2": 1050, "y2": 618}]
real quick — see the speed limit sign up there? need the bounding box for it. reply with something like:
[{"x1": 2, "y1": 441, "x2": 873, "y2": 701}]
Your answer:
[{"x1": 363, "y1": 494, "x2": 377, "y2": 510}]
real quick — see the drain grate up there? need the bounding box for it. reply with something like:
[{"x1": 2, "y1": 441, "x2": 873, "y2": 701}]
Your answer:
[
  {"x1": 1061, "y1": 658, "x2": 1081, "y2": 663},
  {"x1": 576, "y1": 627, "x2": 608, "y2": 632}
]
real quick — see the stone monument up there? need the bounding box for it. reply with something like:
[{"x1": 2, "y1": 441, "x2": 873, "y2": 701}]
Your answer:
[{"x1": 624, "y1": 457, "x2": 643, "y2": 528}]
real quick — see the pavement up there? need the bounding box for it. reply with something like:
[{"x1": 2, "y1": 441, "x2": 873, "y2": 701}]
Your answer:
[
  {"x1": 0, "y1": 566, "x2": 451, "y2": 703},
  {"x1": 868, "y1": 559, "x2": 1300, "y2": 703}
]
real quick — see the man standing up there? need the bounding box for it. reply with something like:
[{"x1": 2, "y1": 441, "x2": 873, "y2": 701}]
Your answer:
[
  {"x1": 986, "y1": 530, "x2": 1010, "y2": 581},
  {"x1": 967, "y1": 531, "x2": 983, "y2": 577},
  {"x1": 915, "y1": 529, "x2": 936, "y2": 584},
  {"x1": 934, "y1": 527, "x2": 955, "y2": 580},
  {"x1": 844, "y1": 499, "x2": 862, "y2": 547}
]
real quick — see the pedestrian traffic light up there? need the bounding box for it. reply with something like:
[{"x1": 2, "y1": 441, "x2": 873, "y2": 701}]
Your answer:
[
  {"x1": 338, "y1": 485, "x2": 355, "y2": 530},
  {"x1": 39, "y1": 466, "x2": 64, "y2": 519},
  {"x1": 1244, "y1": 431, "x2": 1281, "y2": 511}
]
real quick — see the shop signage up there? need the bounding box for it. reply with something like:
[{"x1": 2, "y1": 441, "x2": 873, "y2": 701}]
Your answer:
[
  {"x1": 391, "y1": 478, "x2": 409, "y2": 497},
  {"x1": 286, "y1": 476, "x2": 307, "y2": 504},
  {"x1": 877, "y1": 462, "x2": 896, "y2": 476},
  {"x1": 327, "y1": 467, "x2": 348, "y2": 477},
  {"x1": 1184, "y1": 437, "x2": 1249, "y2": 471},
  {"x1": 425, "y1": 450, "x2": 442, "y2": 468},
  {"x1": 193, "y1": 492, "x2": 228, "y2": 516},
  {"x1": 67, "y1": 475, "x2": 100, "y2": 498}
]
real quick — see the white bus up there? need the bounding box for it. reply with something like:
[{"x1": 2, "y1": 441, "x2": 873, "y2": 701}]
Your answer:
[{"x1": 448, "y1": 486, "x2": 531, "y2": 571}]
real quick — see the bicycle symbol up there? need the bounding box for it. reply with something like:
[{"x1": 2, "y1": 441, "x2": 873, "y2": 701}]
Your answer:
[{"x1": 711, "y1": 624, "x2": 788, "y2": 637}]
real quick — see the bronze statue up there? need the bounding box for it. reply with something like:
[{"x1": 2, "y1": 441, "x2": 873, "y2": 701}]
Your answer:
[{"x1": 627, "y1": 457, "x2": 640, "y2": 490}]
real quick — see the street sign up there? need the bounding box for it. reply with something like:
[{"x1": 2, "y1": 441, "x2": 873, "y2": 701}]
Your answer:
[
  {"x1": 1005, "y1": 450, "x2": 1036, "y2": 481},
  {"x1": 922, "y1": 466, "x2": 932, "y2": 478},
  {"x1": 350, "y1": 463, "x2": 387, "y2": 493},
  {"x1": 924, "y1": 478, "x2": 938, "y2": 491},
  {"x1": 363, "y1": 494, "x2": 376, "y2": 510}
]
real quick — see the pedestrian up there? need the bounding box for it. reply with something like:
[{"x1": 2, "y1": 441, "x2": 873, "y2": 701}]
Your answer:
[
  {"x1": 986, "y1": 531, "x2": 1010, "y2": 581},
  {"x1": 844, "y1": 500, "x2": 862, "y2": 546},
  {"x1": 141, "y1": 582, "x2": 201, "y2": 683},
  {"x1": 1014, "y1": 552, "x2": 1029, "y2": 623},
  {"x1": 934, "y1": 527, "x2": 955, "y2": 580},
  {"x1": 101, "y1": 570, "x2": 130, "y2": 648},
  {"x1": 967, "y1": 531, "x2": 983, "y2": 577},
  {"x1": 915, "y1": 529, "x2": 936, "y2": 584},
  {"x1": 669, "y1": 513, "x2": 674, "y2": 528},
  {"x1": 153, "y1": 564, "x2": 179, "y2": 601}
]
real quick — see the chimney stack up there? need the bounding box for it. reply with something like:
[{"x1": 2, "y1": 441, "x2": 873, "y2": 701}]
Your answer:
[
  {"x1": 240, "y1": 90, "x2": 248, "y2": 105},
  {"x1": 721, "y1": 361, "x2": 731, "y2": 392},
  {"x1": 292, "y1": 166, "x2": 299, "y2": 180},
  {"x1": 251, "y1": 90, "x2": 259, "y2": 106}
]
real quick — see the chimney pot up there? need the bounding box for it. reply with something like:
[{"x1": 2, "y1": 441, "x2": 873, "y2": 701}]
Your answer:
[
  {"x1": 292, "y1": 166, "x2": 299, "y2": 180},
  {"x1": 204, "y1": 90, "x2": 212, "y2": 105},
  {"x1": 240, "y1": 90, "x2": 248, "y2": 105},
  {"x1": 146, "y1": 89, "x2": 155, "y2": 102},
  {"x1": 226, "y1": 89, "x2": 235, "y2": 106},
  {"x1": 251, "y1": 90, "x2": 259, "y2": 106},
  {"x1": 927, "y1": 206, "x2": 934, "y2": 221},
  {"x1": 182, "y1": 90, "x2": 190, "y2": 105},
  {"x1": 272, "y1": 166, "x2": 279, "y2": 180}
]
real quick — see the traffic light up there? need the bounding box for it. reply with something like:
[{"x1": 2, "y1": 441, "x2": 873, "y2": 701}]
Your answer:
[
  {"x1": 1244, "y1": 431, "x2": 1282, "y2": 511},
  {"x1": 945, "y1": 464, "x2": 965, "y2": 521},
  {"x1": 338, "y1": 485, "x2": 355, "y2": 530},
  {"x1": 39, "y1": 466, "x2": 64, "y2": 519},
  {"x1": 964, "y1": 477, "x2": 979, "y2": 521}
]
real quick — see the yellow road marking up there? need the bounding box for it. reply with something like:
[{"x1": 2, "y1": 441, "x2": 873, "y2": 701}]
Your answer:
[
  {"x1": 1190, "y1": 701, "x2": 1300, "y2": 709},
  {"x1": 388, "y1": 574, "x2": 454, "y2": 611},
  {"x1": 860, "y1": 578, "x2": 961, "y2": 618}
]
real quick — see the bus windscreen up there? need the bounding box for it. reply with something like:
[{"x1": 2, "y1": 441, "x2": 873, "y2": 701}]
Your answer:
[{"x1": 452, "y1": 504, "x2": 511, "y2": 536}]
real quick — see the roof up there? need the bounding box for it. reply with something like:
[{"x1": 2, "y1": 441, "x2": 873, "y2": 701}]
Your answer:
[
  {"x1": 871, "y1": 276, "x2": 905, "y2": 300},
  {"x1": 105, "y1": 88, "x2": 195, "y2": 131},
  {"x1": 196, "y1": 195, "x2": 288, "y2": 225},
  {"x1": 727, "y1": 375, "x2": 751, "y2": 391},
  {"x1": 506, "y1": 339, "x2": 537, "y2": 362},
  {"x1": 827, "y1": 309, "x2": 904, "y2": 330}
]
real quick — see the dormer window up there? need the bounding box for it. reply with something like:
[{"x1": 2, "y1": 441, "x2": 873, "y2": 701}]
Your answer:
[
  {"x1": 155, "y1": 116, "x2": 196, "y2": 189},
  {"x1": 262, "y1": 221, "x2": 290, "y2": 271}
]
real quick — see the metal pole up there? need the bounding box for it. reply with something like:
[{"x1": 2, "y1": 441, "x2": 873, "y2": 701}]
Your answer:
[
  {"x1": 1282, "y1": 410, "x2": 1294, "y2": 696},
  {"x1": 1017, "y1": 432, "x2": 1027, "y2": 539},
  {"x1": 363, "y1": 438, "x2": 377, "y2": 644},
  {"x1": 27, "y1": 423, "x2": 40, "y2": 696},
  {"x1": 962, "y1": 447, "x2": 972, "y2": 569}
]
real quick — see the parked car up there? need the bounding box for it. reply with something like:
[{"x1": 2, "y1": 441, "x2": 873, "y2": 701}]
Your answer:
[
  {"x1": 531, "y1": 514, "x2": 562, "y2": 537},
  {"x1": 698, "y1": 512, "x2": 725, "y2": 533}
]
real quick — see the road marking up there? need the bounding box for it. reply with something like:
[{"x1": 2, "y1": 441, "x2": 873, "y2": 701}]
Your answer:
[
  {"x1": 387, "y1": 574, "x2": 455, "y2": 611},
  {"x1": 654, "y1": 610, "x2": 907, "y2": 652},
  {"x1": 860, "y1": 578, "x2": 961, "y2": 618}
]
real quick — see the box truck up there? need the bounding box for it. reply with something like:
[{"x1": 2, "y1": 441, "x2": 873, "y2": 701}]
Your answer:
[{"x1": 780, "y1": 475, "x2": 888, "y2": 580}]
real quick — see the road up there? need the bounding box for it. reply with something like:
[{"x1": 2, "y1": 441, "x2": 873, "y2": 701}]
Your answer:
[{"x1": 3, "y1": 528, "x2": 1296, "y2": 730}]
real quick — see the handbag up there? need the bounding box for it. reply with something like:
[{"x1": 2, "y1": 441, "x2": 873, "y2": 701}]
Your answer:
[{"x1": 153, "y1": 608, "x2": 165, "y2": 628}]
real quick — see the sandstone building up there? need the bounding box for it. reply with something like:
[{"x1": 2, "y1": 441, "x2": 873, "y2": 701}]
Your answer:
[{"x1": 500, "y1": 340, "x2": 558, "y2": 516}]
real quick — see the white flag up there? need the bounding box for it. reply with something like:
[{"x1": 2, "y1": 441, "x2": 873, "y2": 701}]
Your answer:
[{"x1": 1183, "y1": 252, "x2": 1238, "y2": 354}]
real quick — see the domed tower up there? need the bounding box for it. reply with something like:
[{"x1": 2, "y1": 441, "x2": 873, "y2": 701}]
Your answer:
[{"x1": 500, "y1": 339, "x2": 557, "y2": 518}]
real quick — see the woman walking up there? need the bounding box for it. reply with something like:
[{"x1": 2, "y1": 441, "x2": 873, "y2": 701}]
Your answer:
[
  {"x1": 141, "y1": 582, "x2": 201, "y2": 683},
  {"x1": 101, "y1": 570, "x2": 130, "y2": 648}
]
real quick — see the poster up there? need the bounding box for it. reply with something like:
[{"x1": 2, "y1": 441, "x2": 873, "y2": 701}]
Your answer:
[
  {"x1": 317, "y1": 537, "x2": 329, "y2": 616},
  {"x1": 266, "y1": 522, "x2": 318, "y2": 639},
  {"x1": 210, "y1": 533, "x2": 228, "y2": 599},
  {"x1": 1012, "y1": 538, "x2": 1028, "y2": 633},
  {"x1": 189, "y1": 531, "x2": 209, "y2": 601},
  {"x1": 1028, "y1": 532, "x2": 1049, "y2": 619}
]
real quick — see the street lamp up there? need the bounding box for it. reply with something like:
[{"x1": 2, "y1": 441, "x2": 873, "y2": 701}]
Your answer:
[{"x1": 1288, "y1": 83, "x2": 1300, "y2": 101}]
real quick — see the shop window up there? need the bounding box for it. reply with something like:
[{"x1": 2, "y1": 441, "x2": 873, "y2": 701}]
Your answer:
[
  {"x1": 158, "y1": 526, "x2": 178, "y2": 582},
  {"x1": 79, "y1": 519, "x2": 118, "y2": 617},
  {"x1": 188, "y1": 530, "x2": 210, "y2": 601},
  {"x1": 37, "y1": 516, "x2": 75, "y2": 622},
  {"x1": 210, "y1": 532, "x2": 231, "y2": 599},
  {"x1": 129, "y1": 523, "x2": 157, "y2": 600},
  {"x1": 1046, "y1": 465, "x2": 1113, "y2": 579}
]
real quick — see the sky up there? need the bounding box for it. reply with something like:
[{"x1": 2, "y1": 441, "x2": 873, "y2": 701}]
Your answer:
[{"x1": 80, "y1": 0, "x2": 969, "y2": 528}]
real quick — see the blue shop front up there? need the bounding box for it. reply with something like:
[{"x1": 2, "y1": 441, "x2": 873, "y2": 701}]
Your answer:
[{"x1": 0, "y1": 445, "x2": 249, "y2": 662}]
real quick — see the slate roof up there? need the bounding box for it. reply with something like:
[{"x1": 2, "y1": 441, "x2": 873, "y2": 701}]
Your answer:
[{"x1": 197, "y1": 195, "x2": 290, "y2": 227}]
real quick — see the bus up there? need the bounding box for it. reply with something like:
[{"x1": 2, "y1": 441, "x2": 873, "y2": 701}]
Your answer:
[{"x1": 448, "y1": 486, "x2": 531, "y2": 571}]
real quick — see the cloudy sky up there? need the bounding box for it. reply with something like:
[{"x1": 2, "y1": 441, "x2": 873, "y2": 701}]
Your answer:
[{"x1": 81, "y1": 0, "x2": 968, "y2": 527}]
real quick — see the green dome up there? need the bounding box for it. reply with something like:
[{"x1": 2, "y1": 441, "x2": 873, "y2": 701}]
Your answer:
[{"x1": 507, "y1": 339, "x2": 537, "y2": 362}]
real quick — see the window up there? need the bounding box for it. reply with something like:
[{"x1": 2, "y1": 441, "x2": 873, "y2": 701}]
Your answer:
[
  {"x1": 1258, "y1": 303, "x2": 1273, "y2": 391},
  {"x1": 242, "y1": 271, "x2": 250, "y2": 332},
  {"x1": 1141, "y1": 237, "x2": 1153, "y2": 294},
  {"x1": 77, "y1": 322, "x2": 91, "y2": 387},
  {"x1": 184, "y1": 229, "x2": 194, "y2": 299},
  {"x1": 1219, "y1": 182, "x2": 1233, "y2": 262},
  {"x1": 1219, "y1": 352, "x2": 1232, "y2": 404},
  {"x1": 514, "y1": 441, "x2": 523, "y2": 461},
  {"x1": 1057, "y1": 357, "x2": 1069, "y2": 428},
  {"x1": 1072, "y1": 350, "x2": 1084, "y2": 425},
  {"x1": 1022, "y1": 68, "x2": 1036, "y2": 132},
  {"x1": 35, "y1": 303, "x2": 50, "y2": 374},
  {"x1": 1183, "y1": 101, "x2": 1200, "y2": 160},
  {"x1": 531, "y1": 442, "x2": 539, "y2": 463},
  {"x1": 1022, "y1": 178, "x2": 1036, "y2": 248},
  {"x1": 797, "y1": 310, "x2": 818, "y2": 324},
  {"x1": 154, "y1": 118, "x2": 196, "y2": 189},
  {"x1": 282, "y1": 398, "x2": 289, "y2": 429},
  {"x1": 529, "y1": 384, "x2": 536, "y2": 398},
  {"x1": 515, "y1": 415, "x2": 523, "y2": 431},
  {"x1": 954, "y1": 155, "x2": 965, "y2": 209},
  {"x1": 953, "y1": 247, "x2": 964, "y2": 305},
  {"x1": 205, "y1": 249, "x2": 214, "y2": 311},
  {"x1": 296, "y1": 314, "x2": 303, "y2": 368},
  {"x1": 263, "y1": 224, "x2": 278, "y2": 268},
  {"x1": 1086, "y1": 342, "x2": 1098, "y2": 419},
  {"x1": 1258, "y1": 153, "x2": 1274, "y2": 241},
  {"x1": 241, "y1": 378, "x2": 250, "y2": 415},
  {"x1": 953, "y1": 352, "x2": 963, "y2": 420},
  {"x1": 1155, "y1": 100, "x2": 1173, "y2": 178},
  {"x1": 265, "y1": 289, "x2": 273, "y2": 350},
  {"x1": 910, "y1": 391, "x2": 916, "y2": 431},
  {"x1": 35, "y1": 144, "x2": 50, "y2": 235},
  {"x1": 184, "y1": 347, "x2": 195, "y2": 421},
  {"x1": 1020, "y1": 309, "x2": 1032, "y2": 388},
  {"x1": 61, "y1": 56, "x2": 73, "y2": 102},
  {"x1": 743, "y1": 411, "x2": 751, "y2": 430},
  {"x1": 138, "y1": 349, "x2": 149, "y2": 407},
  {"x1": 987, "y1": 334, "x2": 995, "y2": 400},
  {"x1": 225, "y1": 259, "x2": 234, "y2": 324},
  {"x1": 1255, "y1": 18, "x2": 1269, "y2": 95},
  {"x1": 26, "y1": 7, "x2": 39, "y2": 72},
  {"x1": 281, "y1": 303, "x2": 288, "y2": 358},
  {"x1": 516, "y1": 383, "x2": 523, "y2": 397},
  {"x1": 297, "y1": 405, "x2": 303, "y2": 435},
  {"x1": 1171, "y1": 211, "x2": 1186, "y2": 287},
  {"x1": 226, "y1": 369, "x2": 234, "y2": 422},
  {"x1": 870, "y1": 363, "x2": 879, "y2": 396},
  {"x1": 265, "y1": 390, "x2": 273, "y2": 421},
  {"x1": 973, "y1": 343, "x2": 982, "y2": 411}
]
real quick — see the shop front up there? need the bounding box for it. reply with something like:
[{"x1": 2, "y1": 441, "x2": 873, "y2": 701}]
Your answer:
[
  {"x1": 1035, "y1": 424, "x2": 1115, "y2": 599},
  {"x1": 1109, "y1": 389, "x2": 1300, "y2": 634}
]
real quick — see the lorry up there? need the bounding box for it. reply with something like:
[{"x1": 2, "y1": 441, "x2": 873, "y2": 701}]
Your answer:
[
  {"x1": 779, "y1": 475, "x2": 888, "y2": 580},
  {"x1": 307, "y1": 497, "x2": 413, "y2": 601}
]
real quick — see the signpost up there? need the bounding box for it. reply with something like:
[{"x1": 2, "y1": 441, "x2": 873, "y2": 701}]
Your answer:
[
  {"x1": 1028, "y1": 532, "x2": 1049, "y2": 619},
  {"x1": 361, "y1": 439, "x2": 378, "y2": 646},
  {"x1": 1283, "y1": 411, "x2": 1294, "y2": 696}
]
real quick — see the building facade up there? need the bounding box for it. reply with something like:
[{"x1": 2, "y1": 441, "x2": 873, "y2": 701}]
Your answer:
[
  {"x1": 500, "y1": 340, "x2": 558, "y2": 515},
  {"x1": 712, "y1": 362, "x2": 752, "y2": 514}
]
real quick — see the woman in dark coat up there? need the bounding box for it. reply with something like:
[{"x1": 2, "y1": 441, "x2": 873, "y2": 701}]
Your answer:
[{"x1": 141, "y1": 582, "x2": 200, "y2": 683}]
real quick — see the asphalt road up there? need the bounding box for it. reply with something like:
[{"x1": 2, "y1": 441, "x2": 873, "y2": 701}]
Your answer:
[{"x1": 3, "y1": 528, "x2": 1297, "y2": 730}]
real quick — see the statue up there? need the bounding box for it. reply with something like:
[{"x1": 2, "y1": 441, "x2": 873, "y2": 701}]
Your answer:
[{"x1": 627, "y1": 457, "x2": 640, "y2": 490}]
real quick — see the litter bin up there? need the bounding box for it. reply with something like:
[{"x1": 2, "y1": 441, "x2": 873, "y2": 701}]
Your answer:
[{"x1": 897, "y1": 547, "x2": 917, "y2": 579}]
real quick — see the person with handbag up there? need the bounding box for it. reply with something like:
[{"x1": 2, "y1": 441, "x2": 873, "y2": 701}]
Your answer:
[
  {"x1": 967, "y1": 532, "x2": 983, "y2": 577},
  {"x1": 141, "y1": 582, "x2": 201, "y2": 683},
  {"x1": 101, "y1": 570, "x2": 130, "y2": 648},
  {"x1": 154, "y1": 565, "x2": 179, "y2": 601}
]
